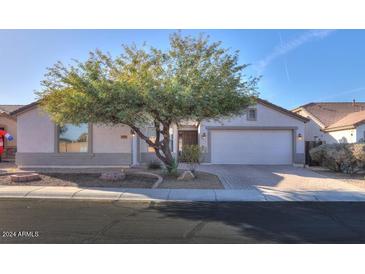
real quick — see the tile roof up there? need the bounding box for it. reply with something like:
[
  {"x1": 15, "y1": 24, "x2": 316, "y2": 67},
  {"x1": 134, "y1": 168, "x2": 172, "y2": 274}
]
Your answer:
[
  {"x1": 325, "y1": 110, "x2": 365, "y2": 130},
  {"x1": 296, "y1": 102, "x2": 365, "y2": 128},
  {"x1": 0, "y1": 105, "x2": 24, "y2": 114}
]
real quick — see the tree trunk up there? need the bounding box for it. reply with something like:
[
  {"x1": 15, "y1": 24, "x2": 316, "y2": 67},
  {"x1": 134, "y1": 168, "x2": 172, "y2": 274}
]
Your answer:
[
  {"x1": 128, "y1": 122, "x2": 176, "y2": 172},
  {"x1": 154, "y1": 123, "x2": 175, "y2": 171},
  {"x1": 154, "y1": 145, "x2": 175, "y2": 170}
]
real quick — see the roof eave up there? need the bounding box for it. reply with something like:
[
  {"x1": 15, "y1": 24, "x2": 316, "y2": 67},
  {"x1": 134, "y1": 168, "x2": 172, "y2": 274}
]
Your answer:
[
  {"x1": 10, "y1": 101, "x2": 40, "y2": 116},
  {"x1": 324, "y1": 125, "x2": 356, "y2": 132},
  {"x1": 325, "y1": 119, "x2": 365, "y2": 132},
  {"x1": 353, "y1": 120, "x2": 365, "y2": 128}
]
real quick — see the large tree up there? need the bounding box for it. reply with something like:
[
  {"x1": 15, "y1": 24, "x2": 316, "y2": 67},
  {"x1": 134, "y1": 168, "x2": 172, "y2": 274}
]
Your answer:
[{"x1": 38, "y1": 33, "x2": 259, "y2": 171}]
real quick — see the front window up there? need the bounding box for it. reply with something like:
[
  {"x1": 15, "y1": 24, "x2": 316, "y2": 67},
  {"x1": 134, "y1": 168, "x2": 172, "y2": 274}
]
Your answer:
[
  {"x1": 247, "y1": 108, "x2": 257, "y2": 121},
  {"x1": 58, "y1": 123, "x2": 89, "y2": 153}
]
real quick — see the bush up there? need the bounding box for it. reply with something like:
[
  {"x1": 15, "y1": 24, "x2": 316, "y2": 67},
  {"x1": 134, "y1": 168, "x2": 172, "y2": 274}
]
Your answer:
[
  {"x1": 309, "y1": 143, "x2": 365, "y2": 174},
  {"x1": 180, "y1": 145, "x2": 204, "y2": 173},
  {"x1": 147, "y1": 160, "x2": 161, "y2": 170}
]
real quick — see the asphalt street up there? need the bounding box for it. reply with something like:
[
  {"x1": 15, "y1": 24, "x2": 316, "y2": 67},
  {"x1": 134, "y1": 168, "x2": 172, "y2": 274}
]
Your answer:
[{"x1": 1, "y1": 199, "x2": 365, "y2": 243}]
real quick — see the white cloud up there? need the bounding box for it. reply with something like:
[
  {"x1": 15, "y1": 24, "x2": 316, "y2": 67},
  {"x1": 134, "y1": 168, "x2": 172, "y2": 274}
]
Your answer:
[{"x1": 256, "y1": 30, "x2": 336, "y2": 72}]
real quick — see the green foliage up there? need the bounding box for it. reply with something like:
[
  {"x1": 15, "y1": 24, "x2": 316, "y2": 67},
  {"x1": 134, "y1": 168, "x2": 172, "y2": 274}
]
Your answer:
[
  {"x1": 37, "y1": 32, "x2": 259, "y2": 168},
  {"x1": 147, "y1": 160, "x2": 162, "y2": 170},
  {"x1": 180, "y1": 145, "x2": 204, "y2": 173},
  {"x1": 165, "y1": 158, "x2": 179, "y2": 176},
  {"x1": 309, "y1": 143, "x2": 365, "y2": 174}
]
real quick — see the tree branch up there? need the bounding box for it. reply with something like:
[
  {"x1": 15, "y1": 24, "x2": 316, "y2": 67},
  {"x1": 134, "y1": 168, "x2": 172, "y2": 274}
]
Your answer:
[{"x1": 127, "y1": 123, "x2": 156, "y2": 148}]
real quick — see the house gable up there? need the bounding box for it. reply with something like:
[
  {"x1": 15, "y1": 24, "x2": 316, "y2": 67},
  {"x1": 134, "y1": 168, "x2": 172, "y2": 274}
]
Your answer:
[{"x1": 202, "y1": 100, "x2": 308, "y2": 128}]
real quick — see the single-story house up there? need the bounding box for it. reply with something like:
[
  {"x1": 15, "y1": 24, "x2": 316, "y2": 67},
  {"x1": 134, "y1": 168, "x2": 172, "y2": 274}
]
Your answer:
[
  {"x1": 292, "y1": 101, "x2": 365, "y2": 144},
  {"x1": 11, "y1": 99, "x2": 308, "y2": 168},
  {"x1": 0, "y1": 105, "x2": 24, "y2": 161}
]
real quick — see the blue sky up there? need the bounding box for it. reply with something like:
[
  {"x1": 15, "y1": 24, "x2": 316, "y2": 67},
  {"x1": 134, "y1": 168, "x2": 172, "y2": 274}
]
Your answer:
[{"x1": 0, "y1": 29, "x2": 364, "y2": 109}]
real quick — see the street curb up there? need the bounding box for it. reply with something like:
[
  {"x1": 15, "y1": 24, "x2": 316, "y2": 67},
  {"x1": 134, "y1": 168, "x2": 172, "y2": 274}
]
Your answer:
[{"x1": 1, "y1": 186, "x2": 365, "y2": 202}]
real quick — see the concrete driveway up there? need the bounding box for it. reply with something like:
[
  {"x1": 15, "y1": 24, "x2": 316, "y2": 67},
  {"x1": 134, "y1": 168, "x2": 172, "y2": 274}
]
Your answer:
[{"x1": 196, "y1": 165, "x2": 365, "y2": 200}]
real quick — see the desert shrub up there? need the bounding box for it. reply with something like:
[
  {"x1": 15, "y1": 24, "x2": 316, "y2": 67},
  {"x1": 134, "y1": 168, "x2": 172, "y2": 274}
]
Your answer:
[
  {"x1": 350, "y1": 143, "x2": 365, "y2": 169},
  {"x1": 309, "y1": 143, "x2": 365, "y2": 174},
  {"x1": 180, "y1": 145, "x2": 204, "y2": 173},
  {"x1": 147, "y1": 160, "x2": 162, "y2": 170}
]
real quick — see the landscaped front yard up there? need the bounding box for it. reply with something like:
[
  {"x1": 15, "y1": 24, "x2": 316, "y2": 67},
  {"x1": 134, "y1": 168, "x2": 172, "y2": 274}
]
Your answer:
[
  {"x1": 0, "y1": 168, "x2": 223, "y2": 189},
  {"x1": 310, "y1": 167, "x2": 365, "y2": 190}
]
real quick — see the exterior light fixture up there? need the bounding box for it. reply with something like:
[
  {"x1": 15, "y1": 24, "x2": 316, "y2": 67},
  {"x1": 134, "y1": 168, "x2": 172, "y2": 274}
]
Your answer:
[
  {"x1": 130, "y1": 129, "x2": 136, "y2": 136},
  {"x1": 201, "y1": 132, "x2": 207, "y2": 138},
  {"x1": 297, "y1": 133, "x2": 303, "y2": 141}
]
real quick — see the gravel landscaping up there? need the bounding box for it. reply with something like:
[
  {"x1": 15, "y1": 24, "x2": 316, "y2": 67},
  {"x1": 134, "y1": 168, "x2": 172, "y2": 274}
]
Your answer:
[
  {"x1": 312, "y1": 168, "x2": 365, "y2": 189},
  {"x1": 0, "y1": 173, "x2": 156, "y2": 188},
  {"x1": 0, "y1": 168, "x2": 223, "y2": 189}
]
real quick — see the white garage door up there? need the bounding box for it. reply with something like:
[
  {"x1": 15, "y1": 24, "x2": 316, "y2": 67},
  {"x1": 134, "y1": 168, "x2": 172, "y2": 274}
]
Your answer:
[{"x1": 211, "y1": 130, "x2": 293, "y2": 164}]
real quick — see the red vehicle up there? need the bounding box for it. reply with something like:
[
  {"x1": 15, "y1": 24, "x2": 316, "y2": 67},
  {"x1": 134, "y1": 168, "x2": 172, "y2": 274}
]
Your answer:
[{"x1": 0, "y1": 129, "x2": 14, "y2": 157}]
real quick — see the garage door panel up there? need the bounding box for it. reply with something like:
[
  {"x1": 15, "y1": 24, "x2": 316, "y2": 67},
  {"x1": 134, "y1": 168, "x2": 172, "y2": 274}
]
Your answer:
[{"x1": 211, "y1": 130, "x2": 293, "y2": 164}]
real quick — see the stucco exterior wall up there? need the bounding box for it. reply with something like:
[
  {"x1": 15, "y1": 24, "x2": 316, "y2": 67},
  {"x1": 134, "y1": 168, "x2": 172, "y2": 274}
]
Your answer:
[
  {"x1": 0, "y1": 115, "x2": 17, "y2": 147},
  {"x1": 295, "y1": 109, "x2": 325, "y2": 141},
  {"x1": 325, "y1": 128, "x2": 357, "y2": 144},
  {"x1": 200, "y1": 103, "x2": 306, "y2": 161},
  {"x1": 17, "y1": 107, "x2": 55, "y2": 153},
  {"x1": 16, "y1": 107, "x2": 132, "y2": 167},
  {"x1": 93, "y1": 124, "x2": 132, "y2": 153}
]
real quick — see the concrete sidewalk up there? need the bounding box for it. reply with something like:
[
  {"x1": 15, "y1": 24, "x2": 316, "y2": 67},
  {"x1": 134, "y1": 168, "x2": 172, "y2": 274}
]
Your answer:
[{"x1": 1, "y1": 185, "x2": 365, "y2": 201}]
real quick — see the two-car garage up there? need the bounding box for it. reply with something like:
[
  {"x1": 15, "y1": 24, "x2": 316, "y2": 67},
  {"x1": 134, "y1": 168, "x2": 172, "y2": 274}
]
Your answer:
[
  {"x1": 201, "y1": 98, "x2": 308, "y2": 166},
  {"x1": 210, "y1": 129, "x2": 294, "y2": 165}
]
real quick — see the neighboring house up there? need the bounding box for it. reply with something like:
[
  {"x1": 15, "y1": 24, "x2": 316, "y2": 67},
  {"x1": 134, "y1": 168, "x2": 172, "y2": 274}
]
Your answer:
[
  {"x1": 293, "y1": 101, "x2": 365, "y2": 144},
  {"x1": 11, "y1": 99, "x2": 308, "y2": 168},
  {"x1": 0, "y1": 105, "x2": 23, "y2": 161}
]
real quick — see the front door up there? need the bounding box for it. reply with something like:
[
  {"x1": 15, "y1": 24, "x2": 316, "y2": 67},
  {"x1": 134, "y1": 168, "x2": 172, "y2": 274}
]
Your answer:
[{"x1": 178, "y1": 130, "x2": 198, "y2": 156}]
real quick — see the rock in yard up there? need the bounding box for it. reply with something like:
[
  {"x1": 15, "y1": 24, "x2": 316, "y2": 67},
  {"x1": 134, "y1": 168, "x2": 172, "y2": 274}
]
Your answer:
[
  {"x1": 10, "y1": 173, "x2": 41, "y2": 183},
  {"x1": 177, "y1": 170, "x2": 195, "y2": 181},
  {"x1": 100, "y1": 171, "x2": 126, "y2": 181}
]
